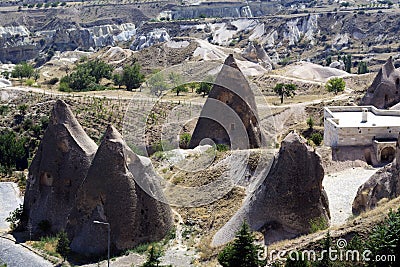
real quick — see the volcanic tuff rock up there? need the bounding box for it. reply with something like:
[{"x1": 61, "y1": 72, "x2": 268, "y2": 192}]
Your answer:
[
  {"x1": 68, "y1": 125, "x2": 173, "y2": 255},
  {"x1": 23, "y1": 99, "x2": 98, "y2": 234},
  {"x1": 361, "y1": 57, "x2": 400, "y2": 109},
  {"x1": 213, "y1": 132, "x2": 330, "y2": 246},
  {"x1": 242, "y1": 42, "x2": 273, "y2": 70},
  {"x1": 189, "y1": 54, "x2": 263, "y2": 149},
  {"x1": 352, "y1": 134, "x2": 400, "y2": 215}
]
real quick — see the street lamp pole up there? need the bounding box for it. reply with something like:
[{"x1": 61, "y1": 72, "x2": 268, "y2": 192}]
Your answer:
[{"x1": 93, "y1": 220, "x2": 110, "y2": 267}]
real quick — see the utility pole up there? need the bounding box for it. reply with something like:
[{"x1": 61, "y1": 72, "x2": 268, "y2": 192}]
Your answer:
[{"x1": 93, "y1": 220, "x2": 110, "y2": 267}]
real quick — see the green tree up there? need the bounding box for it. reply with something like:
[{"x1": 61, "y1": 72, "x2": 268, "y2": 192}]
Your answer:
[
  {"x1": 326, "y1": 56, "x2": 332, "y2": 66},
  {"x1": 218, "y1": 221, "x2": 266, "y2": 267},
  {"x1": 343, "y1": 54, "x2": 352, "y2": 73},
  {"x1": 61, "y1": 67, "x2": 96, "y2": 91},
  {"x1": 142, "y1": 245, "x2": 162, "y2": 267},
  {"x1": 316, "y1": 231, "x2": 333, "y2": 267},
  {"x1": 33, "y1": 69, "x2": 40, "y2": 82},
  {"x1": 357, "y1": 61, "x2": 369, "y2": 74},
  {"x1": 112, "y1": 73, "x2": 123, "y2": 89},
  {"x1": 11, "y1": 62, "x2": 34, "y2": 79},
  {"x1": 273, "y1": 83, "x2": 297, "y2": 104},
  {"x1": 325, "y1": 77, "x2": 345, "y2": 94},
  {"x1": 0, "y1": 130, "x2": 27, "y2": 174},
  {"x1": 168, "y1": 72, "x2": 182, "y2": 88},
  {"x1": 148, "y1": 71, "x2": 168, "y2": 96},
  {"x1": 172, "y1": 85, "x2": 188, "y2": 96},
  {"x1": 196, "y1": 82, "x2": 212, "y2": 97},
  {"x1": 56, "y1": 231, "x2": 70, "y2": 262},
  {"x1": 122, "y1": 63, "x2": 145, "y2": 91},
  {"x1": 83, "y1": 59, "x2": 113, "y2": 83},
  {"x1": 306, "y1": 117, "x2": 314, "y2": 129},
  {"x1": 366, "y1": 208, "x2": 400, "y2": 266}
]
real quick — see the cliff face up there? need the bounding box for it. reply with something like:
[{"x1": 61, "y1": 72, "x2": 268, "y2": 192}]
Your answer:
[
  {"x1": 213, "y1": 132, "x2": 330, "y2": 246},
  {"x1": 23, "y1": 100, "x2": 98, "y2": 234},
  {"x1": 68, "y1": 125, "x2": 173, "y2": 255}
]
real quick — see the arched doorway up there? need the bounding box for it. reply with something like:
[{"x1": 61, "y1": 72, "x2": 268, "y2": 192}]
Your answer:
[{"x1": 380, "y1": 147, "x2": 395, "y2": 163}]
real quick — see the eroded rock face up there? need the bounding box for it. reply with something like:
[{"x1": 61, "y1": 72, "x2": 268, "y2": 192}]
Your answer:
[
  {"x1": 213, "y1": 132, "x2": 330, "y2": 246},
  {"x1": 68, "y1": 125, "x2": 173, "y2": 255},
  {"x1": 189, "y1": 54, "x2": 263, "y2": 149},
  {"x1": 361, "y1": 57, "x2": 400, "y2": 109},
  {"x1": 352, "y1": 135, "x2": 400, "y2": 215},
  {"x1": 23, "y1": 100, "x2": 98, "y2": 234},
  {"x1": 242, "y1": 42, "x2": 273, "y2": 70}
]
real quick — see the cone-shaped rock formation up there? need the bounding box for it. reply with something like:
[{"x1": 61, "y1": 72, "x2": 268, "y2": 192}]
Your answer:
[
  {"x1": 212, "y1": 132, "x2": 330, "y2": 246},
  {"x1": 189, "y1": 54, "x2": 263, "y2": 149},
  {"x1": 361, "y1": 57, "x2": 400, "y2": 109},
  {"x1": 23, "y1": 99, "x2": 98, "y2": 234},
  {"x1": 68, "y1": 125, "x2": 173, "y2": 255}
]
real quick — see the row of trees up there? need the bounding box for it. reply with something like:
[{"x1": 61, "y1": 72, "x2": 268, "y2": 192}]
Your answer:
[
  {"x1": 59, "y1": 59, "x2": 145, "y2": 92},
  {"x1": 273, "y1": 78, "x2": 346, "y2": 104},
  {"x1": 326, "y1": 55, "x2": 369, "y2": 74}
]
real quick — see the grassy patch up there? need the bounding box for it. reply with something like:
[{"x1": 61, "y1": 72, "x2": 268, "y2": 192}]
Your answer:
[{"x1": 31, "y1": 236, "x2": 62, "y2": 259}]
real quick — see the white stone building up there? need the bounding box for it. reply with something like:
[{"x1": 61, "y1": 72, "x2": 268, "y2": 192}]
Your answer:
[{"x1": 324, "y1": 106, "x2": 400, "y2": 163}]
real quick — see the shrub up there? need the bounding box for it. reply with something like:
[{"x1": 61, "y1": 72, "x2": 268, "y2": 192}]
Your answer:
[
  {"x1": 25, "y1": 79, "x2": 34, "y2": 86},
  {"x1": 59, "y1": 82, "x2": 72, "y2": 92},
  {"x1": 47, "y1": 77, "x2": 59, "y2": 85},
  {"x1": 179, "y1": 133, "x2": 191, "y2": 148},
  {"x1": 309, "y1": 216, "x2": 328, "y2": 233},
  {"x1": 216, "y1": 144, "x2": 229, "y2": 152},
  {"x1": 0, "y1": 105, "x2": 9, "y2": 115},
  {"x1": 309, "y1": 133, "x2": 323, "y2": 146},
  {"x1": 5, "y1": 204, "x2": 24, "y2": 231}
]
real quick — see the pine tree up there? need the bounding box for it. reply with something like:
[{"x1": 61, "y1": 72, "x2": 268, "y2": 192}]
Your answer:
[
  {"x1": 142, "y1": 246, "x2": 162, "y2": 267},
  {"x1": 218, "y1": 221, "x2": 265, "y2": 267}
]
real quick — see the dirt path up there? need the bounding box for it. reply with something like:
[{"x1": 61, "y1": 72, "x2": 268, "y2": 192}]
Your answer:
[{"x1": 323, "y1": 167, "x2": 378, "y2": 226}]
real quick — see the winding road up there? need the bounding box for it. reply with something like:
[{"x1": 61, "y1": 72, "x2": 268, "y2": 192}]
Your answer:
[
  {"x1": 0, "y1": 182, "x2": 53, "y2": 267},
  {"x1": 0, "y1": 237, "x2": 53, "y2": 267}
]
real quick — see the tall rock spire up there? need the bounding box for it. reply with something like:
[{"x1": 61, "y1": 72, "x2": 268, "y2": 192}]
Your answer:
[
  {"x1": 23, "y1": 99, "x2": 98, "y2": 234},
  {"x1": 213, "y1": 132, "x2": 330, "y2": 246},
  {"x1": 68, "y1": 125, "x2": 173, "y2": 255},
  {"x1": 189, "y1": 54, "x2": 263, "y2": 149}
]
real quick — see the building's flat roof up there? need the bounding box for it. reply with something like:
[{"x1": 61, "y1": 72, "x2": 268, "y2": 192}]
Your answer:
[{"x1": 332, "y1": 111, "x2": 400, "y2": 127}]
